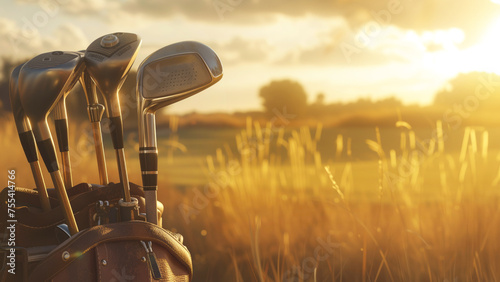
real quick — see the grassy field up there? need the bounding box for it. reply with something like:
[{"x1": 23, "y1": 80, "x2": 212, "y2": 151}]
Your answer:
[{"x1": 2, "y1": 115, "x2": 500, "y2": 281}]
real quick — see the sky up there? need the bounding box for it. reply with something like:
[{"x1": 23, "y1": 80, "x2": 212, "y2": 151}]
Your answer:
[{"x1": 1, "y1": 0, "x2": 500, "y2": 113}]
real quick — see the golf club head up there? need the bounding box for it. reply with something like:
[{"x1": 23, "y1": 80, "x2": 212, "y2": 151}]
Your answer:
[
  {"x1": 19, "y1": 51, "x2": 84, "y2": 172},
  {"x1": 9, "y1": 63, "x2": 31, "y2": 134},
  {"x1": 137, "y1": 41, "x2": 223, "y2": 148},
  {"x1": 84, "y1": 32, "x2": 142, "y2": 118}
]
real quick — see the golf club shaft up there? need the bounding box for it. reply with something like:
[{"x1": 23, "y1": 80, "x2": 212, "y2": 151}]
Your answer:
[
  {"x1": 145, "y1": 190, "x2": 158, "y2": 224},
  {"x1": 91, "y1": 121, "x2": 109, "y2": 185},
  {"x1": 54, "y1": 100, "x2": 73, "y2": 188},
  {"x1": 60, "y1": 150, "x2": 73, "y2": 188},
  {"x1": 49, "y1": 171, "x2": 78, "y2": 235},
  {"x1": 107, "y1": 112, "x2": 132, "y2": 203},
  {"x1": 115, "y1": 148, "x2": 131, "y2": 202},
  {"x1": 18, "y1": 129, "x2": 51, "y2": 211},
  {"x1": 82, "y1": 71, "x2": 109, "y2": 185},
  {"x1": 138, "y1": 112, "x2": 158, "y2": 225},
  {"x1": 37, "y1": 137, "x2": 78, "y2": 235},
  {"x1": 29, "y1": 161, "x2": 51, "y2": 211}
]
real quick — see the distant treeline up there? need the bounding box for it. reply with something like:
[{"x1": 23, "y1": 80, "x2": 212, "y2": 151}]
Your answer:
[{"x1": 1, "y1": 57, "x2": 500, "y2": 128}]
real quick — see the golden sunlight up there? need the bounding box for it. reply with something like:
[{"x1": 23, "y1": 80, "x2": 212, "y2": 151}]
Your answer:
[{"x1": 470, "y1": 17, "x2": 500, "y2": 73}]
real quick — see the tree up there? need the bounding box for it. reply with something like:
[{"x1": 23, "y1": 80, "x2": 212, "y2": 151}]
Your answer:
[
  {"x1": 259, "y1": 79, "x2": 308, "y2": 116},
  {"x1": 307, "y1": 92, "x2": 328, "y2": 117},
  {"x1": 433, "y1": 72, "x2": 500, "y2": 111},
  {"x1": 314, "y1": 93, "x2": 325, "y2": 106}
]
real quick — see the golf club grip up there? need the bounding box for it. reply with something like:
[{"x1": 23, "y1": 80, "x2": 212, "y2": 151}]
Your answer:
[
  {"x1": 18, "y1": 131, "x2": 38, "y2": 163},
  {"x1": 54, "y1": 119, "x2": 69, "y2": 152},
  {"x1": 109, "y1": 116, "x2": 124, "y2": 149},
  {"x1": 139, "y1": 147, "x2": 158, "y2": 190},
  {"x1": 37, "y1": 139, "x2": 59, "y2": 173}
]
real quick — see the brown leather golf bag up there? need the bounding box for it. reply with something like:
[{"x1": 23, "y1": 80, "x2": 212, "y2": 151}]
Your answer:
[{"x1": 0, "y1": 183, "x2": 193, "y2": 282}]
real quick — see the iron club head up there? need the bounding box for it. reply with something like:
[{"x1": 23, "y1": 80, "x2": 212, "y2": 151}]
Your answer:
[{"x1": 137, "y1": 40, "x2": 223, "y2": 148}]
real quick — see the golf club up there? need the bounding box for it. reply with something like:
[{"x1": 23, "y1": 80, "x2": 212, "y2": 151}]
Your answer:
[
  {"x1": 137, "y1": 41, "x2": 223, "y2": 224},
  {"x1": 19, "y1": 51, "x2": 84, "y2": 235},
  {"x1": 78, "y1": 51, "x2": 109, "y2": 186},
  {"x1": 84, "y1": 32, "x2": 141, "y2": 220},
  {"x1": 52, "y1": 56, "x2": 85, "y2": 189},
  {"x1": 9, "y1": 63, "x2": 51, "y2": 212}
]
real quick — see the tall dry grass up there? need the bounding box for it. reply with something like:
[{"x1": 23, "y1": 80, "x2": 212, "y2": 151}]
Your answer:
[
  {"x1": 2, "y1": 113, "x2": 500, "y2": 281},
  {"x1": 173, "y1": 117, "x2": 500, "y2": 281}
]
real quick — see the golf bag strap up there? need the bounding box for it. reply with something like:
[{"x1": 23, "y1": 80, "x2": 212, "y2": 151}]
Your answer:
[{"x1": 29, "y1": 221, "x2": 192, "y2": 281}]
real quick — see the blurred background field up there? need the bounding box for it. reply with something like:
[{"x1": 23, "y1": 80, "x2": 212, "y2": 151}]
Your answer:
[{"x1": 2, "y1": 108, "x2": 500, "y2": 280}]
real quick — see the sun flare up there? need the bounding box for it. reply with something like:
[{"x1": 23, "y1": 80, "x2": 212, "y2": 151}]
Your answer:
[{"x1": 470, "y1": 17, "x2": 500, "y2": 73}]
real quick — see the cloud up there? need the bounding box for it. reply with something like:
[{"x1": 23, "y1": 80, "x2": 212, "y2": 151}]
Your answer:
[
  {"x1": 12, "y1": 0, "x2": 499, "y2": 49},
  {"x1": 17, "y1": 0, "x2": 120, "y2": 15},
  {"x1": 274, "y1": 23, "x2": 469, "y2": 67},
  {"x1": 209, "y1": 37, "x2": 272, "y2": 65},
  {"x1": 58, "y1": 0, "x2": 485, "y2": 54},
  {"x1": 0, "y1": 17, "x2": 89, "y2": 59},
  {"x1": 119, "y1": 0, "x2": 499, "y2": 38},
  {"x1": 16, "y1": 0, "x2": 498, "y2": 36}
]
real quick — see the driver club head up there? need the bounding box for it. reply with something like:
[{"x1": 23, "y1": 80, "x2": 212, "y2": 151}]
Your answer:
[
  {"x1": 136, "y1": 41, "x2": 223, "y2": 224},
  {"x1": 84, "y1": 32, "x2": 142, "y2": 118},
  {"x1": 19, "y1": 51, "x2": 84, "y2": 143}
]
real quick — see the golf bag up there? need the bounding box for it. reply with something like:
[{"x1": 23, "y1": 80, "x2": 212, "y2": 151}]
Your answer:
[
  {"x1": 0, "y1": 183, "x2": 192, "y2": 281},
  {"x1": 0, "y1": 182, "x2": 163, "y2": 247}
]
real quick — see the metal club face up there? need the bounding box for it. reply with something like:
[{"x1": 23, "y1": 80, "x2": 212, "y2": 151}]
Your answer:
[
  {"x1": 137, "y1": 41, "x2": 223, "y2": 147},
  {"x1": 84, "y1": 32, "x2": 141, "y2": 116},
  {"x1": 19, "y1": 51, "x2": 84, "y2": 140},
  {"x1": 138, "y1": 41, "x2": 223, "y2": 111},
  {"x1": 9, "y1": 63, "x2": 31, "y2": 134}
]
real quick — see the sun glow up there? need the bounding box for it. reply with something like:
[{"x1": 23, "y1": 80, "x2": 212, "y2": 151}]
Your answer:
[
  {"x1": 428, "y1": 17, "x2": 500, "y2": 76},
  {"x1": 464, "y1": 17, "x2": 500, "y2": 74}
]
